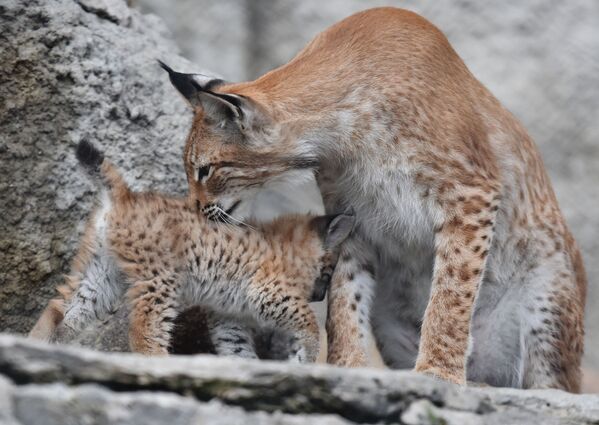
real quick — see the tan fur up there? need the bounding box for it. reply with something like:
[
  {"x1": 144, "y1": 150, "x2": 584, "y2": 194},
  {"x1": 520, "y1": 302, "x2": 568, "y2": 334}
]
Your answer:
[
  {"x1": 175, "y1": 8, "x2": 586, "y2": 391},
  {"x1": 30, "y1": 150, "x2": 350, "y2": 362}
]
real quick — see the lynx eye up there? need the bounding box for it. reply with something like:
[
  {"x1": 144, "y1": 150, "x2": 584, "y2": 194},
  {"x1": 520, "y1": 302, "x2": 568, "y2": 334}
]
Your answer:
[{"x1": 195, "y1": 165, "x2": 213, "y2": 183}]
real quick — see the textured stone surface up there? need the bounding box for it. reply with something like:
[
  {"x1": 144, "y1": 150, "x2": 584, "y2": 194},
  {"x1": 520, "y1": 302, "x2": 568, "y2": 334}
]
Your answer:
[
  {"x1": 0, "y1": 0, "x2": 196, "y2": 334},
  {"x1": 134, "y1": 0, "x2": 599, "y2": 375},
  {"x1": 1, "y1": 335, "x2": 599, "y2": 424},
  {"x1": 8, "y1": 382, "x2": 354, "y2": 425}
]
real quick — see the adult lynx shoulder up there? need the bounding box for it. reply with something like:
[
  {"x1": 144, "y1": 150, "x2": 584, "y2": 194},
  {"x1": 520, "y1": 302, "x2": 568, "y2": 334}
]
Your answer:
[
  {"x1": 159, "y1": 8, "x2": 586, "y2": 391},
  {"x1": 30, "y1": 141, "x2": 354, "y2": 361}
]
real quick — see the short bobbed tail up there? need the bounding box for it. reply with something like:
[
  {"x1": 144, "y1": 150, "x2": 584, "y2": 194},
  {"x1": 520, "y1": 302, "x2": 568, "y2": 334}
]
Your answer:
[
  {"x1": 76, "y1": 140, "x2": 104, "y2": 173},
  {"x1": 75, "y1": 140, "x2": 131, "y2": 201}
]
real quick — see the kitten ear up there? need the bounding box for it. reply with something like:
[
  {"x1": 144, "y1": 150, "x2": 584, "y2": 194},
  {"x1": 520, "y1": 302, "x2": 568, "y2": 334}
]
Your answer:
[{"x1": 311, "y1": 213, "x2": 355, "y2": 248}]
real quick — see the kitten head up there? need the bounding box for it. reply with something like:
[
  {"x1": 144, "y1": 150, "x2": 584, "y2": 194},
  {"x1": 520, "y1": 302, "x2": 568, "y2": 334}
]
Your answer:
[{"x1": 159, "y1": 62, "x2": 317, "y2": 219}]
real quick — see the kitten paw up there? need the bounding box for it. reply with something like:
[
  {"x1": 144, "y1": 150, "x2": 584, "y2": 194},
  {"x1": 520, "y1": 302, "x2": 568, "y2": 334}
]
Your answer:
[{"x1": 289, "y1": 346, "x2": 307, "y2": 363}]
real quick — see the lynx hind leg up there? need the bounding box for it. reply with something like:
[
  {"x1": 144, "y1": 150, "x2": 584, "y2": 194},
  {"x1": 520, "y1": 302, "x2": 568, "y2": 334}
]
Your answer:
[
  {"x1": 128, "y1": 274, "x2": 182, "y2": 355},
  {"x1": 519, "y1": 276, "x2": 584, "y2": 392},
  {"x1": 30, "y1": 209, "x2": 121, "y2": 343},
  {"x1": 32, "y1": 264, "x2": 119, "y2": 345},
  {"x1": 468, "y1": 263, "x2": 585, "y2": 392},
  {"x1": 56, "y1": 248, "x2": 123, "y2": 343},
  {"x1": 206, "y1": 313, "x2": 258, "y2": 359}
]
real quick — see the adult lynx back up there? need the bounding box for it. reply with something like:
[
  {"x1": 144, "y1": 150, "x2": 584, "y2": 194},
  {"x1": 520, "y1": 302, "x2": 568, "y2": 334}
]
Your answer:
[{"x1": 162, "y1": 8, "x2": 586, "y2": 391}]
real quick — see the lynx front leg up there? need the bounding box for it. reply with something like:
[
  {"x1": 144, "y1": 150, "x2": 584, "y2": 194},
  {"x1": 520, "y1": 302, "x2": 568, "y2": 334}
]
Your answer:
[
  {"x1": 128, "y1": 275, "x2": 181, "y2": 355},
  {"x1": 326, "y1": 238, "x2": 376, "y2": 367},
  {"x1": 277, "y1": 303, "x2": 319, "y2": 364},
  {"x1": 415, "y1": 189, "x2": 499, "y2": 384},
  {"x1": 274, "y1": 301, "x2": 319, "y2": 363},
  {"x1": 250, "y1": 282, "x2": 320, "y2": 363}
]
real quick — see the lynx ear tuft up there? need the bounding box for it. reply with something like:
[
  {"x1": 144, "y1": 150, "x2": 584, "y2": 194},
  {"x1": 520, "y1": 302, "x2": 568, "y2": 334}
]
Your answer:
[
  {"x1": 158, "y1": 60, "x2": 203, "y2": 106},
  {"x1": 158, "y1": 60, "x2": 257, "y2": 132}
]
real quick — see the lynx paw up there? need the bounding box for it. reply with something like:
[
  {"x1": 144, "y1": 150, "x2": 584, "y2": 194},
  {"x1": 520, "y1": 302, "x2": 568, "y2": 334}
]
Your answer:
[{"x1": 415, "y1": 365, "x2": 465, "y2": 386}]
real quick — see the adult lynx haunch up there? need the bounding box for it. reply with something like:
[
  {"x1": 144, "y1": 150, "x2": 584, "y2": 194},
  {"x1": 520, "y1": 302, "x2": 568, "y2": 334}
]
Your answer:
[
  {"x1": 29, "y1": 141, "x2": 354, "y2": 361},
  {"x1": 162, "y1": 8, "x2": 586, "y2": 391}
]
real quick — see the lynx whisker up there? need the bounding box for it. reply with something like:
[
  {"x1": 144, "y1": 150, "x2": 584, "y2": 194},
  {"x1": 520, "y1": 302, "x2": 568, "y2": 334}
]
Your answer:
[{"x1": 213, "y1": 206, "x2": 256, "y2": 230}]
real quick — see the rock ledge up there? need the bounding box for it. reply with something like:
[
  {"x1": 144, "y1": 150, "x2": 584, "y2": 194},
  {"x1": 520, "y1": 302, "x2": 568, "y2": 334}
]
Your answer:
[{"x1": 0, "y1": 335, "x2": 598, "y2": 424}]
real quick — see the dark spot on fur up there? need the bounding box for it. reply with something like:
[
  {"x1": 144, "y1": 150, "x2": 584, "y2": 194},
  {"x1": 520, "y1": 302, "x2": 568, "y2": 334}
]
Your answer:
[{"x1": 459, "y1": 265, "x2": 470, "y2": 282}]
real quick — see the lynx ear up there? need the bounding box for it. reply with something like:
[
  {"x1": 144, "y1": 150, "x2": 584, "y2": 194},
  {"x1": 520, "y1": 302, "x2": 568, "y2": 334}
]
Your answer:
[
  {"x1": 158, "y1": 60, "x2": 256, "y2": 131},
  {"x1": 197, "y1": 91, "x2": 246, "y2": 128},
  {"x1": 311, "y1": 213, "x2": 355, "y2": 248}
]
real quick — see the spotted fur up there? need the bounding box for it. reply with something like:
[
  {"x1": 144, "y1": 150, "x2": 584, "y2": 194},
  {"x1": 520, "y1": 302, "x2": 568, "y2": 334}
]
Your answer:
[
  {"x1": 165, "y1": 7, "x2": 587, "y2": 391},
  {"x1": 29, "y1": 141, "x2": 353, "y2": 362}
]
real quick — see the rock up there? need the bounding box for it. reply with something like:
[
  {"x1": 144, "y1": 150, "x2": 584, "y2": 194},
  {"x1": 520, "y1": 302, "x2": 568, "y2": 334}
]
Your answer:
[
  {"x1": 3, "y1": 382, "x2": 353, "y2": 425},
  {"x1": 0, "y1": 335, "x2": 598, "y2": 424},
  {"x1": 0, "y1": 0, "x2": 196, "y2": 335}
]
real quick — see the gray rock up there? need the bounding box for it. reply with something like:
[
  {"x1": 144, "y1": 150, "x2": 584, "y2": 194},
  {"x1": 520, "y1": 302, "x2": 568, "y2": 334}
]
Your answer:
[
  {"x1": 3, "y1": 382, "x2": 353, "y2": 425},
  {"x1": 0, "y1": 0, "x2": 195, "y2": 336},
  {"x1": 1, "y1": 335, "x2": 598, "y2": 424}
]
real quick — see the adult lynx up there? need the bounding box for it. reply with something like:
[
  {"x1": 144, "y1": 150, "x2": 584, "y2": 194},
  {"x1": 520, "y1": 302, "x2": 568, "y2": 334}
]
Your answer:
[{"x1": 161, "y1": 8, "x2": 586, "y2": 391}]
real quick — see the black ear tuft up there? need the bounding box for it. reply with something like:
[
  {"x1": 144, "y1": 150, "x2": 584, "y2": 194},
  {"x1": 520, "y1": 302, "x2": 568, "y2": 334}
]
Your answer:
[
  {"x1": 158, "y1": 60, "x2": 201, "y2": 104},
  {"x1": 157, "y1": 60, "x2": 259, "y2": 129},
  {"x1": 157, "y1": 60, "x2": 173, "y2": 74},
  {"x1": 76, "y1": 139, "x2": 104, "y2": 172}
]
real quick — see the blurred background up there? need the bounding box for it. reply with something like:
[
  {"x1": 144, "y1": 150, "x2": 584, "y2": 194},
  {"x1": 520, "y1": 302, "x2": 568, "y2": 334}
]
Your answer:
[{"x1": 132, "y1": 0, "x2": 599, "y2": 388}]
